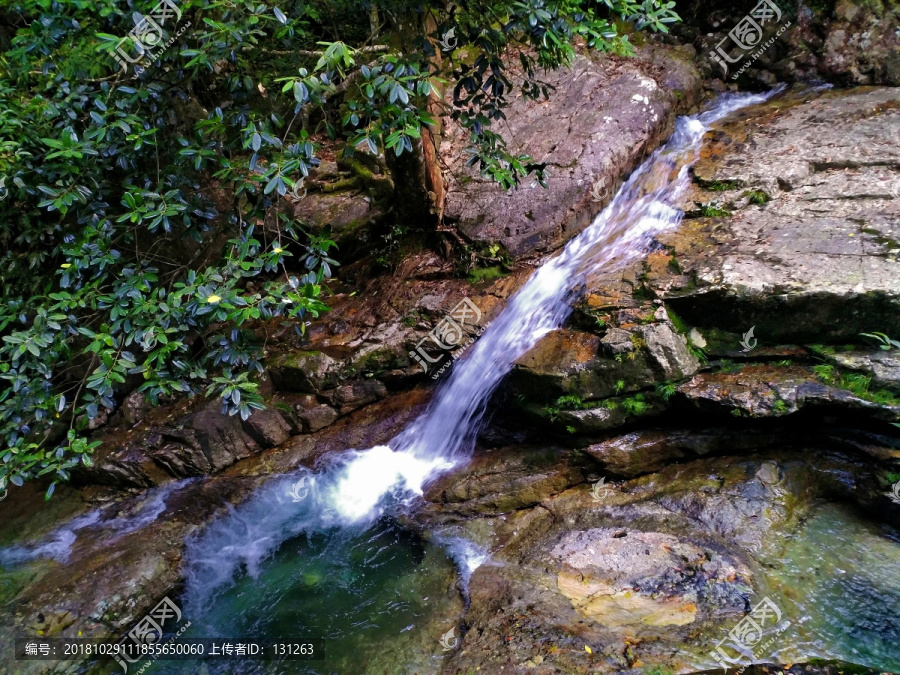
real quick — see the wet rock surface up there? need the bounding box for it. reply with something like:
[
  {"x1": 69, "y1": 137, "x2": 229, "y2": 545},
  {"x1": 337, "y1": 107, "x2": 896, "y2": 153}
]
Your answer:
[
  {"x1": 661, "y1": 87, "x2": 900, "y2": 342},
  {"x1": 423, "y1": 441, "x2": 899, "y2": 674}
]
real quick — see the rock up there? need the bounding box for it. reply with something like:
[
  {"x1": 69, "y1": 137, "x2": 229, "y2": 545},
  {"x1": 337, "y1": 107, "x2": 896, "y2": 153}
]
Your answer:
[
  {"x1": 295, "y1": 404, "x2": 339, "y2": 432},
  {"x1": 86, "y1": 408, "x2": 109, "y2": 431},
  {"x1": 639, "y1": 322, "x2": 700, "y2": 380},
  {"x1": 74, "y1": 402, "x2": 267, "y2": 487},
  {"x1": 120, "y1": 390, "x2": 150, "y2": 427},
  {"x1": 828, "y1": 349, "x2": 900, "y2": 392},
  {"x1": 818, "y1": 0, "x2": 900, "y2": 85},
  {"x1": 286, "y1": 187, "x2": 385, "y2": 257},
  {"x1": 269, "y1": 350, "x2": 341, "y2": 394},
  {"x1": 508, "y1": 321, "x2": 699, "y2": 416},
  {"x1": 551, "y1": 528, "x2": 741, "y2": 628},
  {"x1": 156, "y1": 406, "x2": 261, "y2": 476},
  {"x1": 599, "y1": 327, "x2": 634, "y2": 355},
  {"x1": 688, "y1": 327, "x2": 707, "y2": 349},
  {"x1": 677, "y1": 365, "x2": 899, "y2": 421},
  {"x1": 326, "y1": 380, "x2": 387, "y2": 413},
  {"x1": 557, "y1": 405, "x2": 629, "y2": 433},
  {"x1": 422, "y1": 445, "x2": 586, "y2": 517},
  {"x1": 441, "y1": 44, "x2": 701, "y2": 259},
  {"x1": 682, "y1": 1, "x2": 900, "y2": 86},
  {"x1": 660, "y1": 87, "x2": 900, "y2": 343},
  {"x1": 584, "y1": 429, "x2": 781, "y2": 477},
  {"x1": 241, "y1": 408, "x2": 292, "y2": 448},
  {"x1": 509, "y1": 328, "x2": 657, "y2": 401}
]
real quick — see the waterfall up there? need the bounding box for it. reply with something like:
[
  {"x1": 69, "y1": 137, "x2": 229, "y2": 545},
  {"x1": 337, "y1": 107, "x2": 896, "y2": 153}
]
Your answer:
[{"x1": 181, "y1": 90, "x2": 780, "y2": 616}]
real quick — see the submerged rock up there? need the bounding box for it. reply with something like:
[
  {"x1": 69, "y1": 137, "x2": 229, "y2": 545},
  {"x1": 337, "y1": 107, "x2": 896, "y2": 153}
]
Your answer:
[{"x1": 427, "y1": 442, "x2": 900, "y2": 674}]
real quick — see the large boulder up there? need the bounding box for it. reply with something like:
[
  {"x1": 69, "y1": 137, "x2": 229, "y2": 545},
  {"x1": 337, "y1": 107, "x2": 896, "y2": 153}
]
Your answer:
[
  {"x1": 656, "y1": 87, "x2": 900, "y2": 343},
  {"x1": 441, "y1": 44, "x2": 701, "y2": 259}
]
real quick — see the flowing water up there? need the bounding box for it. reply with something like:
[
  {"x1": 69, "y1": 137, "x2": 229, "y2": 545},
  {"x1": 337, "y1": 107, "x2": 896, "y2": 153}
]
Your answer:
[
  {"x1": 0, "y1": 478, "x2": 193, "y2": 566},
  {"x1": 154, "y1": 91, "x2": 784, "y2": 673}
]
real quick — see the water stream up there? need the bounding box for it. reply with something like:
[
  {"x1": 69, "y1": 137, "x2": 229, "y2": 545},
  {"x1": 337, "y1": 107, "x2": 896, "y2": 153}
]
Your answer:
[{"x1": 160, "y1": 91, "x2": 781, "y2": 673}]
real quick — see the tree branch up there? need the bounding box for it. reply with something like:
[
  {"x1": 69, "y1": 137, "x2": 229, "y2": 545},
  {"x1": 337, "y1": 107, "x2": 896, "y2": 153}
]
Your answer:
[{"x1": 262, "y1": 45, "x2": 389, "y2": 57}]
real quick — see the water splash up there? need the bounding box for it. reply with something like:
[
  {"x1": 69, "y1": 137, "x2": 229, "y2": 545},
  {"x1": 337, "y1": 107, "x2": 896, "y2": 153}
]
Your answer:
[{"x1": 178, "y1": 89, "x2": 781, "y2": 613}]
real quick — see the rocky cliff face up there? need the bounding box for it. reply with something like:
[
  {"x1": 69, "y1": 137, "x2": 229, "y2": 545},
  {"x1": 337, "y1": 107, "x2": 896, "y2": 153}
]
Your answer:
[{"x1": 442, "y1": 44, "x2": 702, "y2": 259}]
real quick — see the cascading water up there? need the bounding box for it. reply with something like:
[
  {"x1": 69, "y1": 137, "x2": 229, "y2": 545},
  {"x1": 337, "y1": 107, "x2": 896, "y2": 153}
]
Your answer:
[
  {"x1": 172, "y1": 90, "x2": 781, "y2": 670},
  {"x1": 51, "y1": 94, "x2": 770, "y2": 673}
]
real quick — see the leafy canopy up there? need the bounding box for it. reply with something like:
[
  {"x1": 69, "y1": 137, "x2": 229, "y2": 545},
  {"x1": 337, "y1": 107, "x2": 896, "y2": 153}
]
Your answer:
[{"x1": 0, "y1": 0, "x2": 678, "y2": 497}]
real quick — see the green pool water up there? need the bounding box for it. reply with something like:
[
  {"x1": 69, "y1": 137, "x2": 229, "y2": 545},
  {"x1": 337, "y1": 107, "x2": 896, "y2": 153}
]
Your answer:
[
  {"x1": 149, "y1": 521, "x2": 463, "y2": 675},
  {"x1": 764, "y1": 502, "x2": 900, "y2": 672}
]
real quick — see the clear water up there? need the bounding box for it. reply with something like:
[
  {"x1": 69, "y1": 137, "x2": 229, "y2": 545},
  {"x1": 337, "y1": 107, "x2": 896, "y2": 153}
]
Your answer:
[
  {"x1": 153, "y1": 522, "x2": 462, "y2": 674},
  {"x1": 765, "y1": 503, "x2": 900, "y2": 672}
]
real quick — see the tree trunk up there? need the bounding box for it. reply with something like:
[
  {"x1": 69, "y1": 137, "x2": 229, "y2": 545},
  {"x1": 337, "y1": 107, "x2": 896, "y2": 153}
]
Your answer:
[{"x1": 385, "y1": 11, "x2": 446, "y2": 227}]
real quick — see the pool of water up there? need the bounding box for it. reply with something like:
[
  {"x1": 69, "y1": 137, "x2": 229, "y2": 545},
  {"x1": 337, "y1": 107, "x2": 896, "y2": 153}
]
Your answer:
[
  {"x1": 149, "y1": 520, "x2": 463, "y2": 675},
  {"x1": 765, "y1": 502, "x2": 900, "y2": 672}
]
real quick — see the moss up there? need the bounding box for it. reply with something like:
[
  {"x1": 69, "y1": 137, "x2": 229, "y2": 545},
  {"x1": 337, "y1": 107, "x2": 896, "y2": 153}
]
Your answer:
[
  {"x1": 555, "y1": 395, "x2": 585, "y2": 410},
  {"x1": 355, "y1": 348, "x2": 408, "y2": 376},
  {"x1": 813, "y1": 363, "x2": 900, "y2": 406},
  {"x1": 321, "y1": 176, "x2": 362, "y2": 193},
  {"x1": 699, "y1": 202, "x2": 731, "y2": 218},
  {"x1": 0, "y1": 565, "x2": 41, "y2": 606},
  {"x1": 622, "y1": 393, "x2": 650, "y2": 416},
  {"x1": 467, "y1": 265, "x2": 506, "y2": 284},
  {"x1": 746, "y1": 189, "x2": 770, "y2": 205},
  {"x1": 665, "y1": 307, "x2": 690, "y2": 335},
  {"x1": 667, "y1": 255, "x2": 683, "y2": 274},
  {"x1": 717, "y1": 359, "x2": 743, "y2": 374},
  {"x1": 704, "y1": 179, "x2": 742, "y2": 192}
]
